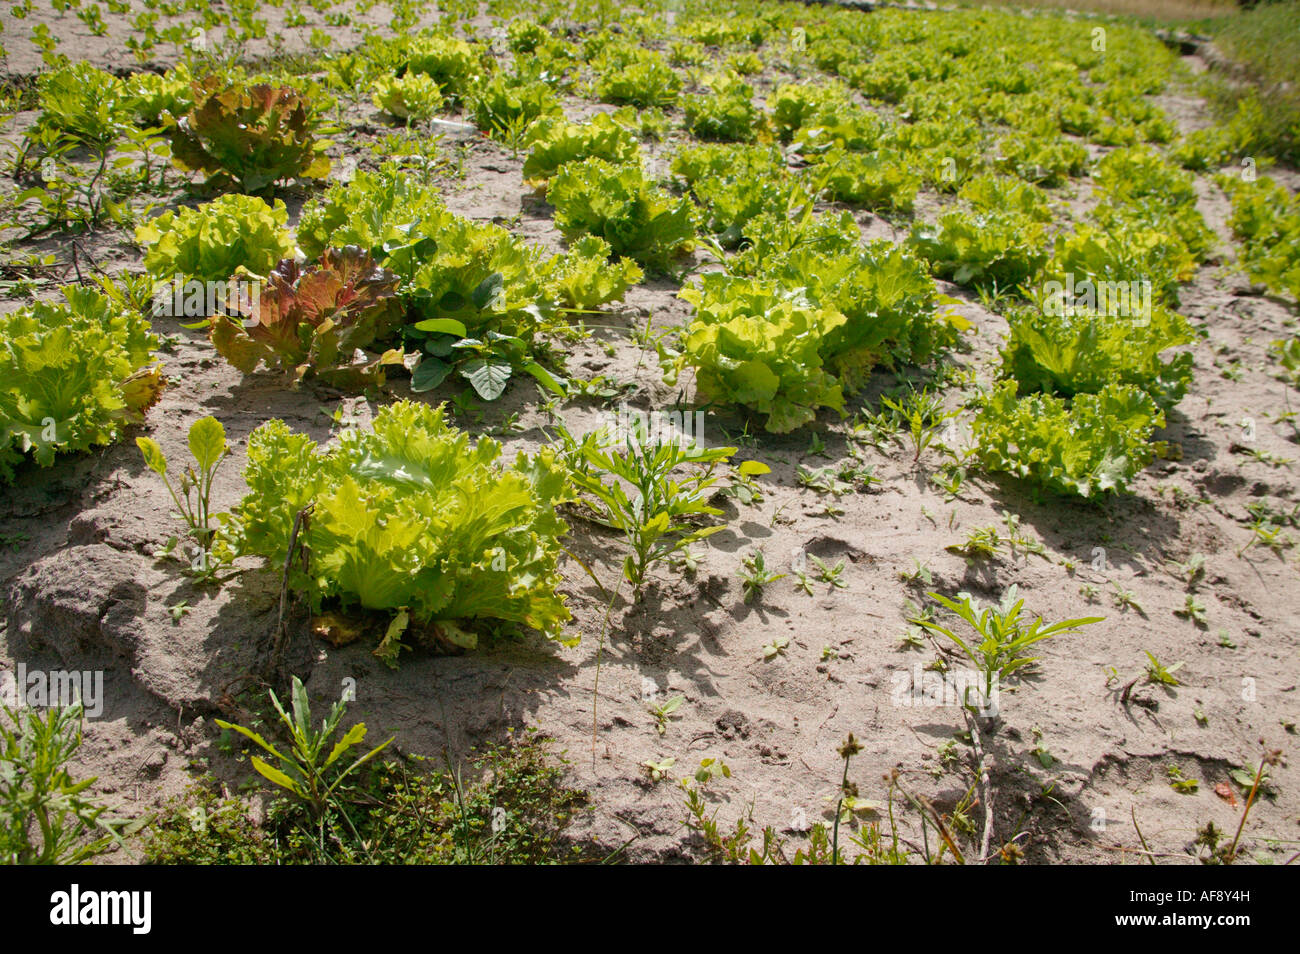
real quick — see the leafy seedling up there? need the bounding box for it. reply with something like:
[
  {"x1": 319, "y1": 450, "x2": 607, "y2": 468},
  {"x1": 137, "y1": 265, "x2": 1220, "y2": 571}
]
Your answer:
[
  {"x1": 910, "y1": 586, "x2": 1103, "y2": 707},
  {"x1": 136, "y1": 415, "x2": 230, "y2": 577},
  {"x1": 741, "y1": 550, "x2": 786, "y2": 603},
  {"x1": 1143, "y1": 651, "x2": 1184, "y2": 687},
  {"x1": 650, "y1": 695, "x2": 684, "y2": 736},
  {"x1": 214, "y1": 676, "x2": 392, "y2": 820},
  {"x1": 762, "y1": 635, "x2": 791, "y2": 660}
]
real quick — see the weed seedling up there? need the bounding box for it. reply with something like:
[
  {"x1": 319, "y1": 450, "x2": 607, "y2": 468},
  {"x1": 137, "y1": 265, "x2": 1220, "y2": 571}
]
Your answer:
[
  {"x1": 1143, "y1": 651, "x2": 1184, "y2": 687},
  {"x1": 910, "y1": 586, "x2": 1104, "y2": 704},
  {"x1": 1175, "y1": 595, "x2": 1208, "y2": 627},
  {"x1": 946, "y1": 525, "x2": 1002, "y2": 561},
  {"x1": 643, "y1": 758, "x2": 675, "y2": 783},
  {"x1": 649, "y1": 695, "x2": 684, "y2": 736},
  {"x1": 811, "y1": 555, "x2": 848, "y2": 589},
  {"x1": 559, "y1": 424, "x2": 734, "y2": 598},
  {"x1": 880, "y1": 386, "x2": 957, "y2": 464},
  {"x1": 1111, "y1": 584, "x2": 1146, "y2": 616},
  {"x1": 762, "y1": 635, "x2": 790, "y2": 660},
  {"x1": 136, "y1": 415, "x2": 230, "y2": 578},
  {"x1": 741, "y1": 550, "x2": 786, "y2": 603},
  {"x1": 214, "y1": 676, "x2": 392, "y2": 821}
]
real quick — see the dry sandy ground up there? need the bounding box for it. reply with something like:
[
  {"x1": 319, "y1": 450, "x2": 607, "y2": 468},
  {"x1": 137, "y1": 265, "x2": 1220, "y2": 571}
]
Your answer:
[{"x1": 0, "y1": 6, "x2": 1297, "y2": 863}]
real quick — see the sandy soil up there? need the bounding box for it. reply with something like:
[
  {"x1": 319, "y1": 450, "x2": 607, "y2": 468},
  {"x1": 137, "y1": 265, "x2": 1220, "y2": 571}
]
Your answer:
[{"x1": 0, "y1": 6, "x2": 1297, "y2": 864}]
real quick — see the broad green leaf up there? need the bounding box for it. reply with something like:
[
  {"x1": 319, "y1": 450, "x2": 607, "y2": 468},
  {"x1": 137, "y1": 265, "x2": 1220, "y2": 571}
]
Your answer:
[
  {"x1": 410, "y1": 355, "x2": 453, "y2": 392},
  {"x1": 250, "y1": 755, "x2": 304, "y2": 797},
  {"x1": 187, "y1": 416, "x2": 226, "y2": 472},
  {"x1": 412, "y1": 317, "x2": 468, "y2": 337},
  {"x1": 461, "y1": 358, "x2": 513, "y2": 401},
  {"x1": 136, "y1": 436, "x2": 167, "y2": 476},
  {"x1": 324, "y1": 722, "x2": 367, "y2": 767}
]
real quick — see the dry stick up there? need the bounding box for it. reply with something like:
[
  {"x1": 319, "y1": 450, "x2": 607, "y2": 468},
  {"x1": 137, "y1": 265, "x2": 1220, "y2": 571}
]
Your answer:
[
  {"x1": 1131, "y1": 806, "x2": 1159, "y2": 866},
  {"x1": 561, "y1": 545, "x2": 609, "y2": 599},
  {"x1": 590, "y1": 579, "x2": 623, "y2": 771},
  {"x1": 1100, "y1": 843, "x2": 1186, "y2": 861},
  {"x1": 963, "y1": 705, "x2": 996, "y2": 864},
  {"x1": 270, "y1": 504, "x2": 314, "y2": 677},
  {"x1": 920, "y1": 629, "x2": 993, "y2": 864},
  {"x1": 892, "y1": 772, "x2": 964, "y2": 864}
]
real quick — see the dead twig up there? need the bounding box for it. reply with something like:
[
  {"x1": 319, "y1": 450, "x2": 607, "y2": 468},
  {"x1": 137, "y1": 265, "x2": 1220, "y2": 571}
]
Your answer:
[{"x1": 268, "y1": 504, "x2": 314, "y2": 679}]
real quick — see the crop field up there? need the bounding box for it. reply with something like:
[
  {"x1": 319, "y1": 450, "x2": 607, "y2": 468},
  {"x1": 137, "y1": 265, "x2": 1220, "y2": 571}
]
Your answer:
[{"x1": 0, "y1": 0, "x2": 1298, "y2": 870}]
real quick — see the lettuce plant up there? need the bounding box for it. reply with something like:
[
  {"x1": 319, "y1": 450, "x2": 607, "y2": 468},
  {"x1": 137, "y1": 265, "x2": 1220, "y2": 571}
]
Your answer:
[
  {"x1": 1090, "y1": 146, "x2": 1213, "y2": 262},
  {"x1": 135, "y1": 193, "x2": 296, "y2": 283},
  {"x1": 469, "y1": 74, "x2": 561, "y2": 140},
  {"x1": 907, "y1": 209, "x2": 1048, "y2": 289},
  {"x1": 791, "y1": 105, "x2": 891, "y2": 158},
  {"x1": 817, "y1": 147, "x2": 920, "y2": 214},
  {"x1": 995, "y1": 132, "x2": 1089, "y2": 187},
  {"x1": 540, "y1": 235, "x2": 643, "y2": 311},
  {"x1": 1043, "y1": 226, "x2": 1194, "y2": 308},
  {"x1": 370, "y1": 72, "x2": 444, "y2": 122},
  {"x1": 670, "y1": 40, "x2": 709, "y2": 67},
  {"x1": 681, "y1": 16, "x2": 767, "y2": 48},
  {"x1": 683, "y1": 74, "x2": 762, "y2": 143},
  {"x1": 723, "y1": 210, "x2": 962, "y2": 388},
  {"x1": 297, "y1": 167, "x2": 539, "y2": 334},
  {"x1": 210, "y1": 246, "x2": 405, "y2": 387},
  {"x1": 766, "y1": 82, "x2": 852, "y2": 141},
  {"x1": 728, "y1": 207, "x2": 861, "y2": 276},
  {"x1": 1093, "y1": 145, "x2": 1197, "y2": 206},
  {"x1": 957, "y1": 174, "x2": 1052, "y2": 222},
  {"x1": 671, "y1": 143, "x2": 794, "y2": 247},
  {"x1": 405, "y1": 36, "x2": 486, "y2": 104},
  {"x1": 592, "y1": 47, "x2": 681, "y2": 108},
  {"x1": 669, "y1": 275, "x2": 846, "y2": 434},
  {"x1": 169, "y1": 77, "x2": 331, "y2": 194},
  {"x1": 507, "y1": 19, "x2": 551, "y2": 54},
  {"x1": 220, "y1": 401, "x2": 574, "y2": 657},
  {"x1": 0, "y1": 285, "x2": 162, "y2": 483},
  {"x1": 296, "y1": 164, "x2": 445, "y2": 261},
  {"x1": 33, "y1": 62, "x2": 131, "y2": 149},
  {"x1": 297, "y1": 167, "x2": 571, "y2": 399},
  {"x1": 522, "y1": 114, "x2": 639, "y2": 187},
  {"x1": 1001, "y1": 298, "x2": 1195, "y2": 410},
  {"x1": 548, "y1": 158, "x2": 697, "y2": 271},
  {"x1": 1219, "y1": 175, "x2": 1300, "y2": 301},
  {"x1": 973, "y1": 381, "x2": 1164, "y2": 498},
  {"x1": 783, "y1": 241, "x2": 962, "y2": 387},
  {"x1": 125, "y1": 64, "x2": 196, "y2": 128}
]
